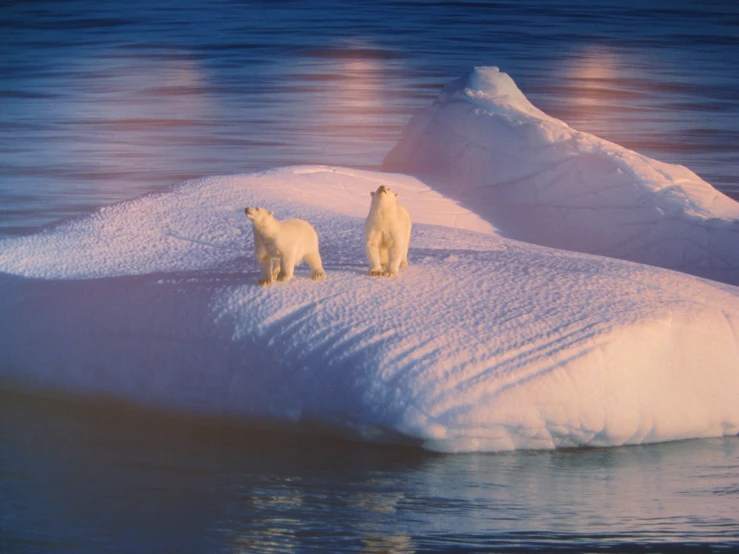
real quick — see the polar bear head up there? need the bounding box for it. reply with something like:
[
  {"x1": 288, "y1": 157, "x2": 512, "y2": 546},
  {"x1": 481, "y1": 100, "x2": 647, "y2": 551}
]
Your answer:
[
  {"x1": 245, "y1": 207, "x2": 278, "y2": 231},
  {"x1": 245, "y1": 206, "x2": 273, "y2": 220},
  {"x1": 370, "y1": 185, "x2": 399, "y2": 208}
]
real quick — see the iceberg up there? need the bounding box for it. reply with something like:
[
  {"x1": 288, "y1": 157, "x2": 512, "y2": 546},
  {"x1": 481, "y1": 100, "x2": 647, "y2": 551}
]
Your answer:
[
  {"x1": 384, "y1": 66, "x2": 739, "y2": 286},
  {"x1": 1, "y1": 166, "x2": 738, "y2": 453}
]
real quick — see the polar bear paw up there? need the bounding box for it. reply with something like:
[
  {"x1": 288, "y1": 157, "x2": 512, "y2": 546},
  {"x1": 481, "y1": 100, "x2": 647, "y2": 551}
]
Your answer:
[
  {"x1": 369, "y1": 269, "x2": 383, "y2": 277},
  {"x1": 257, "y1": 278, "x2": 274, "y2": 286},
  {"x1": 382, "y1": 270, "x2": 398, "y2": 278},
  {"x1": 311, "y1": 270, "x2": 326, "y2": 281}
]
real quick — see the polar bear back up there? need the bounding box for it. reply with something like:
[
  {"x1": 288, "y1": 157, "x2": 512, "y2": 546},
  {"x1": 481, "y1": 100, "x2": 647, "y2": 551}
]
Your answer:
[{"x1": 271, "y1": 218, "x2": 319, "y2": 256}]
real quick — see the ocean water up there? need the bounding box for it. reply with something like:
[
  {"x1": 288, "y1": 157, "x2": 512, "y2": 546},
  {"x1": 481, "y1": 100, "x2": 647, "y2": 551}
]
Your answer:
[
  {"x1": 1, "y1": 0, "x2": 739, "y2": 552},
  {"x1": 2, "y1": 0, "x2": 739, "y2": 238},
  {"x1": 2, "y1": 392, "x2": 739, "y2": 554}
]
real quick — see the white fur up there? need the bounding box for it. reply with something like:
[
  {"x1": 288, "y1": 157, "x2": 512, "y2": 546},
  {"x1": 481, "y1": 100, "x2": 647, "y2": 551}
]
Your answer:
[
  {"x1": 245, "y1": 207, "x2": 326, "y2": 286},
  {"x1": 364, "y1": 185, "x2": 412, "y2": 277}
]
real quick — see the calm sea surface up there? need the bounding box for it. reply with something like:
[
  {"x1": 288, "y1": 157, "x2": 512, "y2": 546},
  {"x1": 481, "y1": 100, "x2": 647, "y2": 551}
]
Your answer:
[
  {"x1": 2, "y1": 392, "x2": 739, "y2": 554},
  {"x1": 1, "y1": 1, "x2": 739, "y2": 552}
]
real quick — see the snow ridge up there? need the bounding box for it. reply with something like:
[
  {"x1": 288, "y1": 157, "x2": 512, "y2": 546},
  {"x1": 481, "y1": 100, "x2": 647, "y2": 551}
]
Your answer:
[
  {"x1": 384, "y1": 66, "x2": 739, "y2": 285},
  {"x1": 1, "y1": 167, "x2": 738, "y2": 453}
]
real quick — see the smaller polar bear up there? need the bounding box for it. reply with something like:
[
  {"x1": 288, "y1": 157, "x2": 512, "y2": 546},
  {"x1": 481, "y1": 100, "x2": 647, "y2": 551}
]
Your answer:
[
  {"x1": 364, "y1": 185, "x2": 412, "y2": 277},
  {"x1": 245, "y1": 207, "x2": 326, "y2": 286}
]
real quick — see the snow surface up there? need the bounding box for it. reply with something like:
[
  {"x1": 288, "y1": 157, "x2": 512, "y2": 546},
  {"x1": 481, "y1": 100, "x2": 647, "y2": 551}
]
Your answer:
[
  {"x1": 384, "y1": 66, "x2": 739, "y2": 286},
  {"x1": 1, "y1": 166, "x2": 738, "y2": 453}
]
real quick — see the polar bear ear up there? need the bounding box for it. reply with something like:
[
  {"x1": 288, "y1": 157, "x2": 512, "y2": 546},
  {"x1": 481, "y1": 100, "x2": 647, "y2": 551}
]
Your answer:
[
  {"x1": 268, "y1": 211, "x2": 274, "y2": 216},
  {"x1": 370, "y1": 192, "x2": 375, "y2": 197},
  {"x1": 395, "y1": 192, "x2": 399, "y2": 198}
]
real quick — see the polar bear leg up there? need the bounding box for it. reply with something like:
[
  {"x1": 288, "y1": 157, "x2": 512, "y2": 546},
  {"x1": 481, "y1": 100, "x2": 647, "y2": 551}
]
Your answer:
[
  {"x1": 277, "y1": 254, "x2": 296, "y2": 282},
  {"x1": 305, "y1": 251, "x2": 326, "y2": 280},
  {"x1": 257, "y1": 255, "x2": 276, "y2": 286},
  {"x1": 384, "y1": 247, "x2": 403, "y2": 277},
  {"x1": 399, "y1": 243, "x2": 409, "y2": 268},
  {"x1": 366, "y1": 242, "x2": 384, "y2": 276}
]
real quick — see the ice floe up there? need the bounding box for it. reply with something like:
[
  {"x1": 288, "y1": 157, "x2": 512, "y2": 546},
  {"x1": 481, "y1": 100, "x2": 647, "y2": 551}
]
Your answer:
[{"x1": 1, "y1": 167, "x2": 738, "y2": 452}]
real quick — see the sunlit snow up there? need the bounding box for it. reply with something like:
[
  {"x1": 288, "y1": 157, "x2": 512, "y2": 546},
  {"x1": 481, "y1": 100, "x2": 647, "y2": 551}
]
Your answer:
[{"x1": 1, "y1": 165, "x2": 738, "y2": 453}]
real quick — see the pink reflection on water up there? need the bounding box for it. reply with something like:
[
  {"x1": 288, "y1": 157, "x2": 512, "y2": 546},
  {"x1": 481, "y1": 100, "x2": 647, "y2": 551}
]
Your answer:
[
  {"x1": 51, "y1": 51, "x2": 214, "y2": 200},
  {"x1": 279, "y1": 39, "x2": 405, "y2": 167}
]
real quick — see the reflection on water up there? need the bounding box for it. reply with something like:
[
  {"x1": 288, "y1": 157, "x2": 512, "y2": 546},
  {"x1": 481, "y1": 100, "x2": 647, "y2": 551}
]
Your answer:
[
  {"x1": 559, "y1": 45, "x2": 626, "y2": 114},
  {"x1": 1, "y1": 0, "x2": 738, "y2": 238},
  {"x1": 2, "y1": 390, "x2": 738, "y2": 553},
  {"x1": 551, "y1": 43, "x2": 739, "y2": 171},
  {"x1": 53, "y1": 53, "x2": 213, "y2": 187}
]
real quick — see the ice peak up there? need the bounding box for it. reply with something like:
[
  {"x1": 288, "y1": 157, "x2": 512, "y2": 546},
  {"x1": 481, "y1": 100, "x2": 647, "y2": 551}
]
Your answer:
[{"x1": 462, "y1": 66, "x2": 553, "y2": 121}]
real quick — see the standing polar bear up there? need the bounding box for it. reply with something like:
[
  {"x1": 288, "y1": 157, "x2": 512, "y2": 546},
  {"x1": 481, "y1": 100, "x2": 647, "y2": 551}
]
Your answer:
[
  {"x1": 364, "y1": 185, "x2": 412, "y2": 277},
  {"x1": 245, "y1": 207, "x2": 326, "y2": 286}
]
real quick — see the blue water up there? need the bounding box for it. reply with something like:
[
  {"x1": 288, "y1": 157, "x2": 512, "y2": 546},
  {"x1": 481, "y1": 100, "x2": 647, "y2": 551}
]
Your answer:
[
  {"x1": 2, "y1": 392, "x2": 738, "y2": 554},
  {"x1": 2, "y1": 1, "x2": 739, "y2": 552},
  {"x1": 2, "y1": 0, "x2": 739, "y2": 238}
]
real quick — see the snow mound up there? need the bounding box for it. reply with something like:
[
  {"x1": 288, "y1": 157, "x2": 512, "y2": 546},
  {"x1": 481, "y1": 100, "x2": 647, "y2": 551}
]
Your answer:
[
  {"x1": 1, "y1": 167, "x2": 738, "y2": 453},
  {"x1": 384, "y1": 66, "x2": 739, "y2": 286},
  {"x1": 0, "y1": 166, "x2": 493, "y2": 280}
]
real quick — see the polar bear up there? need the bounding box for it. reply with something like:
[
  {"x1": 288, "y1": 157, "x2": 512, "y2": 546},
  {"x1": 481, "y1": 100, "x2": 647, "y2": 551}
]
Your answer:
[
  {"x1": 245, "y1": 207, "x2": 326, "y2": 286},
  {"x1": 364, "y1": 185, "x2": 412, "y2": 277}
]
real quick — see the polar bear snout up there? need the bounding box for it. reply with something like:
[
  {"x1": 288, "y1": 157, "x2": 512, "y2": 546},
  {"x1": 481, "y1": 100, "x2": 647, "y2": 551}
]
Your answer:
[
  {"x1": 371, "y1": 185, "x2": 399, "y2": 200},
  {"x1": 371, "y1": 185, "x2": 394, "y2": 198},
  {"x1": 245, "y1": 207, "x2": 275, "y2": 221}
]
